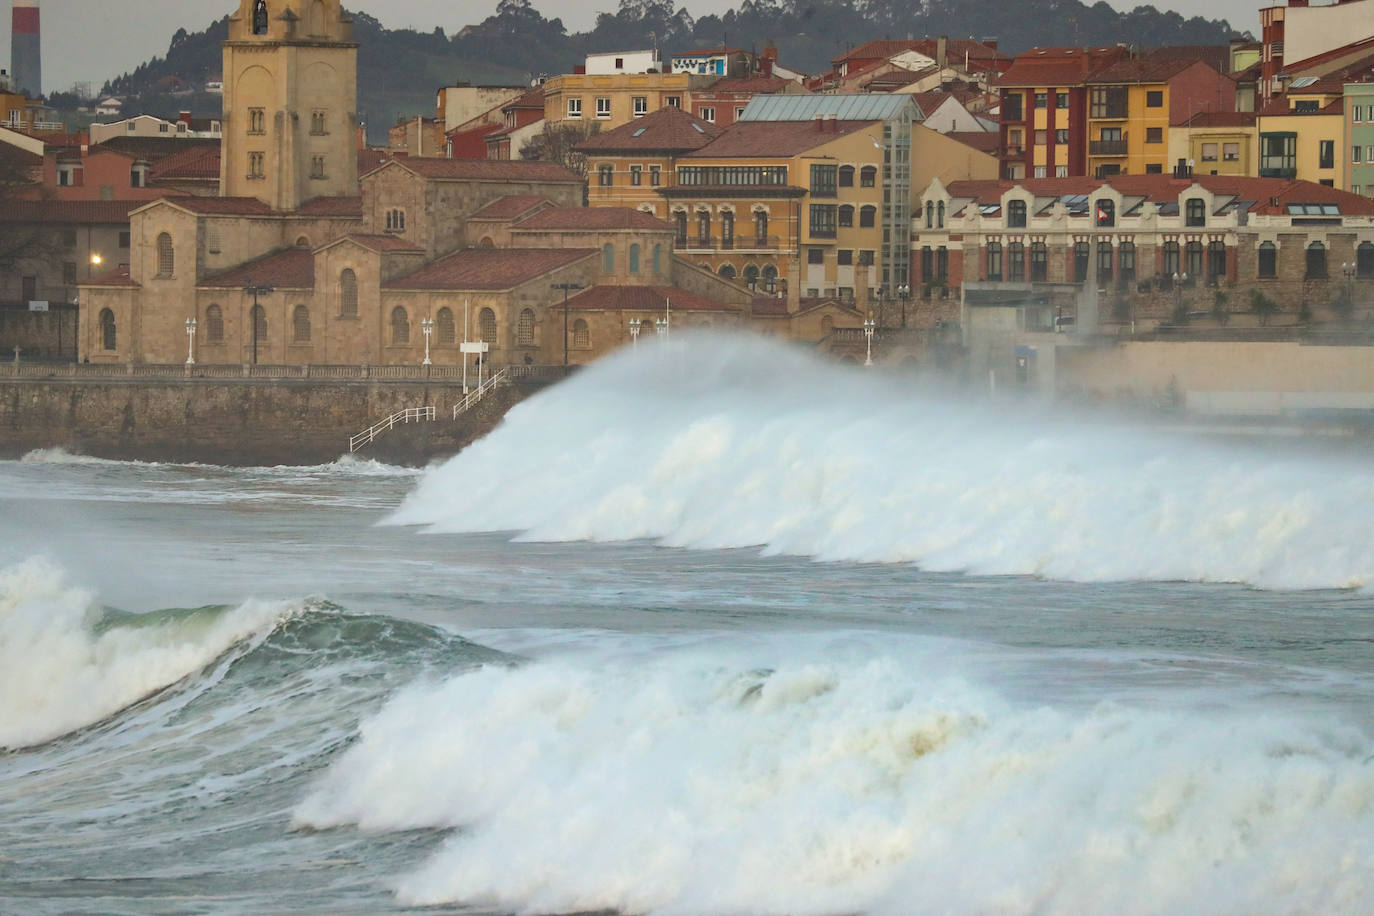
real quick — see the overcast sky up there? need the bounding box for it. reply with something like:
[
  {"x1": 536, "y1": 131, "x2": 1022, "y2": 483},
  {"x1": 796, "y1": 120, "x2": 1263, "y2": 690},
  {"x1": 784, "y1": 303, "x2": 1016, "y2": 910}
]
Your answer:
[{"x1": 4, "y1": 0, "x2": 1269, "y2": 95}]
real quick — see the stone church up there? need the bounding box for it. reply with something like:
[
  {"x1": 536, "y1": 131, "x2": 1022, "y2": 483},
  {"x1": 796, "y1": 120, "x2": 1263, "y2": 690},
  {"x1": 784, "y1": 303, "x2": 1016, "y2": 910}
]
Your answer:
[{"x1": 78, "y1": 0, "x2": 749, "y2": 368}]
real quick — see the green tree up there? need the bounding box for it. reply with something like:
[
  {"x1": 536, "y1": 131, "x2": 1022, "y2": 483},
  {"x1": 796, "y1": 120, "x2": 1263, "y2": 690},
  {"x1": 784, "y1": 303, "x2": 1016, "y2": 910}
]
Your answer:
[
  {"x1": 1211, "y1": 289, "x2": 1229, "y2": 326},
  {"x1": 0, "y1": 146, "x2": 54, "y2": 278},
  {"x1": 1330, "y1": 289, "x2": 1356, "y2": 323},
  {"x1": 1250, "y1": 289, "x2": 1279, "y2": 326}
]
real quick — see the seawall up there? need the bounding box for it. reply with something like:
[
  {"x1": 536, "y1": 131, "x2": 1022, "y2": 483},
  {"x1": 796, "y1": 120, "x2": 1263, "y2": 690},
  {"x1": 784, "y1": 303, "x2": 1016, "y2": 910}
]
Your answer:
[{"x1": 0, "y1": 377, "x2": 534, "y2": 466}]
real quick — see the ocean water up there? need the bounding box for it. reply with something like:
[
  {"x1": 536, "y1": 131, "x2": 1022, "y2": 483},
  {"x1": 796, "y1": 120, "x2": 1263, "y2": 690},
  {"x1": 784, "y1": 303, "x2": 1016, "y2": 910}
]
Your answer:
[{"x1": 2, "y1": 334, "x2": 1373, "y2": 915}]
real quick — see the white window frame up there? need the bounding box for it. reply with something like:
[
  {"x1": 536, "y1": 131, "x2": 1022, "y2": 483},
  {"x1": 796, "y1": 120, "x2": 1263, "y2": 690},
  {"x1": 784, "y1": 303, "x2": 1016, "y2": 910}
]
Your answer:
[
  {"x1": 595, "y1": 97, "x2": 611, "y2": 119},
  {"x1": 567, "y1": 98, "x2": 582, "y2": 119},
  {"x1": 633, "y1": 96, "x2": 648, "y2": 117},
  {"x1": 700, "y1": 106, "x2": 716, "y2": 123}
]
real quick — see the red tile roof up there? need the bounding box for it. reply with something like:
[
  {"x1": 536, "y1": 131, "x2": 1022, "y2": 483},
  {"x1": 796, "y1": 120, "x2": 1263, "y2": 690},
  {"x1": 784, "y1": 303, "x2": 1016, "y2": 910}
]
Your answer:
[
  {"x1": 149, "y1": 144, "x2": 221, "y2": 180},
  {"x1": 386, "y1": 247, "x2": 595, "y2": 291},
  {"x1": 468, "y1": 194, "x2": 553, "y2": 220},
  {"x1": 447, "y1": 123, "x2": 505, "y2": 159},
  {"x1": 513, "y1": 207, "x2": 674, "y2": 231},
  {"x1": 339, "y1": 233, "x2": 423, "y2": 252},
  {"x1": 1176, "y1": 111, "x2": 1257, "y2": 128},
  {"x1": 576, "y1": 106, "x2": 722, "y2": 152},
  {"x1": 996, "y1": 47, "x2": 1131, "y2": 88},
  {"x1": 685, "y1": 119, "x2": 879, "y2": 158},
  {"x1": 750, "y1": 295, "x2": 790, "y2": 316},
  {"x1": 202, "y1": 248, "x2": 315, "y2": 289},
  {"x1": 0, "y1": 199, "x2": 144, "y2": 223},
  {"x1": 1087, "y1": 57, "x2": 1217, "y2": 85},
  {"x1": 374, "y1": 158, "x2": 582, "y2": 183},
  {"x1": 945, "y1": 131, "x2": 1000, "y2": 154},
  {"x1": 1142, "y1": 45, "x2": 1232, "y2": 73},
  {"x1": 703, "y1": 75, "x2": 796, "y2": 94},
  {"x1": 155, "y1": 196, "x2": 275, "y2": 215},
  {"x1": 83, "y1": 264, "x2": 137, "y2": 287},
  {"x1": 296, "y1": 196, "x2": 364, "y2": 217},
  {"x1": 833, "y1": 39, "x2": 1008, "y2": 67},
  {"x1": 1256, "y1": 98, "x2": 1344, "y2": 117},
  {"x1": 559, "y1": 285, "x2": 741, "y2": 313},
  {"x1": 503, "y1": 87, "x2": 546, "y2": 110},
  {"x1": 358, "y1": 147, "x2": 393, "y2": 174}
]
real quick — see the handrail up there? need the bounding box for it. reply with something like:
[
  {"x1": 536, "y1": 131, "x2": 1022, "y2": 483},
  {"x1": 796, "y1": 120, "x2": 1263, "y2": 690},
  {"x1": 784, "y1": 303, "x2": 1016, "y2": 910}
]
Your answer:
[
  {"x1": 348, "y1": 405, "x2": 435, "y2": 453},
  {"x1": 452, "y1": 367, "x2": 510, "y2": 419}
]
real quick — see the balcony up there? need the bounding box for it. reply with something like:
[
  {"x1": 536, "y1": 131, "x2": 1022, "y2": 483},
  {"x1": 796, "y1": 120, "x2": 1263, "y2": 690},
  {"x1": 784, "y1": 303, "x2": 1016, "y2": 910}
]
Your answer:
[
  {"x1": 1259, "y1": 163, "x2": 1296, "y2": 179},
  {"x1": 1090, "y1": 139, "x2": 1128, "y2": 156},
  {"x1": 677, "y1": 235, "x2": 785, "y2": 252}
]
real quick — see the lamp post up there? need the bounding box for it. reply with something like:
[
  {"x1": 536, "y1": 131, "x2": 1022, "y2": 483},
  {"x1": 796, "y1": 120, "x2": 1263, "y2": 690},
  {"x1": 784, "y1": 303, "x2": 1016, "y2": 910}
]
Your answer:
[
  {"x1": 863, "y1": 314, "x2": 876, "y2": 366},
  {"x1": 89, "y1": 253, "x2": 102, "y2": 278},
  {"x1": 243, "y1": 282, "x2": 275, "y2": 365},
  {"x1": 184, "y1": 317, "x2": 197, "y2": 366},
  {"x1": 897, "y1": 284, "x2": 910, "y2": 328},
  {"x1": 628, "y1": 318, "x2": 641, "y2": 348},
  {"x1": 656, "y1": 318, "x2": 667, "y2": 339},
  {"x1": 421, "y1": 316, "x2": 434, "y2": 366},
  {"x1": 1344, "y1": 260, "x2": 1356, "y2": 307},
  {"x1": 551, "y1": 282, "x2": 586, "y2": 369},
  {"x1": 1171, "y1": 271, "x2": 1187, "y2": 325}
]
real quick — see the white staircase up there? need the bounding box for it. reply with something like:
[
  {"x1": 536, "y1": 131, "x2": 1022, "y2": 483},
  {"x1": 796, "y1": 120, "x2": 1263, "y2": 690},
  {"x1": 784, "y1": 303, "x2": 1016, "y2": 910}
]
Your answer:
[
  {"x1": 452, "y1": 368, "x2": 510, "y2": 419},
  {"x1": 348, "y1": 406, "x2": 435, "y2": 453}
]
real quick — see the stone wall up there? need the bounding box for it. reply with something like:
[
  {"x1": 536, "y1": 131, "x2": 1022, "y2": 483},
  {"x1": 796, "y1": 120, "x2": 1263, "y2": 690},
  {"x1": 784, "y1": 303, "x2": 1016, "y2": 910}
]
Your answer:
[
  {"x1": 0, "y1": 306, "x2": 79, "y2": 359},
  {"x1": 0, "y1": 377, "x2": 537, "y2": 466}
]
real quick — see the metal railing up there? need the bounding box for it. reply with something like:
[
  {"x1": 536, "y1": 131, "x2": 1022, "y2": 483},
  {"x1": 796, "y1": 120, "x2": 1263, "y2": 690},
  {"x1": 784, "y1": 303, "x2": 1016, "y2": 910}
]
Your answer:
[
  {"x1": 452, "y1": 367, "x2": 510, "y2": 419},
  {"x1": 5, "y1": 362, "x2": 476, "y2": 381},
  {"x1": 1089, "y1": 139, "x2": 1128, "y2": 156},
  {"x1": 348, "y1": 406, "x2": 435, "y2": 453}
]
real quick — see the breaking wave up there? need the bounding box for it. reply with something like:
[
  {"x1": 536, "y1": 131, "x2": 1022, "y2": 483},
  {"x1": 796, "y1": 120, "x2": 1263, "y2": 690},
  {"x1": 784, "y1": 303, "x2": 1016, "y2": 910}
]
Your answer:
[
  {"x1": 388, "y1": 333, "x2": 1374, "y2": 590},
  {"x1": 0, "y1": 558, "x2": 313, "y2": 749},
  {"x1": 295, "y1": 645, "x2": 1374, "y2": 914}
]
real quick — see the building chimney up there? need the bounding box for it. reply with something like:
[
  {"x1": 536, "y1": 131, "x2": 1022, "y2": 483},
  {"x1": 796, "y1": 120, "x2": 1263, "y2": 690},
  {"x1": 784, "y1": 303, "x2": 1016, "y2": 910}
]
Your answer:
[
  {"x1": 936, "y1": 36, "x2": 948, "y2": 72},
  {"x1": 761, "y1": 47, "x2": 776, "y2": 79},
  {"x1": 814, "y1": 113, "x2": 825, "y2": 131},
  {"x1": 179, "y1": 111, "x2": 192, "y2": 125},
  {"x1": 11, "y1": 0, "x2": 41, "y2": 97},
  {"x1": 855, "y1": 263, "x2": 871, "y2": 315}
]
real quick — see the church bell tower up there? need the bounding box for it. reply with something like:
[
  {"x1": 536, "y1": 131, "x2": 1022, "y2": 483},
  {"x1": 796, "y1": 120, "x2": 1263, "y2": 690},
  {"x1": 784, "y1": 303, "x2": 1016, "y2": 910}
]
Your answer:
[{"x1": 220, "y1": 0, "x2": 359, "y2": 210}]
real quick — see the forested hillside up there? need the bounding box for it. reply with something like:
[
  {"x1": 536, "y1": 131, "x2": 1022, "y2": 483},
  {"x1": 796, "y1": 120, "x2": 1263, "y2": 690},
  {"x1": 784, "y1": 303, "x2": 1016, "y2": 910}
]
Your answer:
[{"x1": 83, "y1": 0, "x2": 1245, "y2": 143}]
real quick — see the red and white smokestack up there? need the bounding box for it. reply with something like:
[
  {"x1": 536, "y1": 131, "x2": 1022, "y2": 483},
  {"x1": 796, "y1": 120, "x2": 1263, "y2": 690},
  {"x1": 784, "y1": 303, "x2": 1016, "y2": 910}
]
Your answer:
[{"x1": 11, "y1": 0, "x2": 41, "y2": 97}]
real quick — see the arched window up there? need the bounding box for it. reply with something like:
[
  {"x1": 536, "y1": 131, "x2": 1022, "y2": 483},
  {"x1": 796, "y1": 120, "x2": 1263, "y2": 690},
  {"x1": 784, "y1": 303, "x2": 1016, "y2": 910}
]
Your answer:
[
  {"x1": 653, "y1": 244, "x2": 662, "y2": 274},
  {"x1": 718, "y1": 264, "x2": 737, "y2": 278},
  {"x1": 1008, "y1": 241, "x2": 1025, "y2": 281},
  {"x1": 859, "y1": 205, "x2": 876, "y2": 228},
  {"x1": 436, "y1": 307, "x2": 455, "y2": 344},
  {"x1": 292, "y1": 305, "x2": 310, "y2": 343},
  {"x1": 743, "y1": 264, "x2": 760, "y2": 289},
  {"x1": 674, "y1": 211, "x2": 687, "y2": 245},
  {"x1": 1359, "y1": 241, "x2": 1374, "y2": 279},
  {"x1": 629, "y1": 243, "x2": 640, "y2": 274},
  {"x1": 339, "y1": 269, "x2": 357, "y2": 317},
  {"x1": 1258, "y1": 241, "x2": 1277, "y2": 278},
  {"x1": 1030, "y1": 242, "x2": 1047, "y2": 281},
  {"x1": 1163, "y1": 240, "x2": 1180, "y2": 277},
  {"x1": 986, "y1": 241, "x2": 1002, "y2": 281},
  {"x1": 721, "y1": 211, "x2": 735, "y2": 248},
  {"x1": 1007, "y1": 199, "x2": 1027, "y2": 228},
  {"x1": 860, "y1": 166, "x2": 877, "y2": 187},
  {"x1": 925, "y1": 201, "x2": 934, "y2": 228},
  {"x1": 1185, "y1": 198, "x2": 1206, "y2": 228},
  {"x1": 573, "y1": 318, "x2": 590, "y2": 349},
  {"x1": 1306, "y1": 241, "x2": 1328, "y2": 279},
  {"x1": 754, "y1": 211, "x2": 768, "y2": 245},
  {"x1": 156, "y1": 232, "x2": 174, "y2": 277},
  {"x1": 697, "y1": 210, "x2": 711, "y2": 245},
  {"x1": 295, "y1": 236, "x2": 311, "y2": 248},
  {"x1": 391, "y1": 306, "x2": 410, "y2": 344},
  {"x1": 839, "y1": 165, "x2": 855, "y2": 187},
  {"x1": 250, "y1": 304, "x2": 267, "y2": 346},
  {"x1": 205, "y1": 304, "x2": 224, "y2": 343},
  {"x1": 517, "y1": 308, "x2": 535, "y2": 346},
  {"x1": 308, "y1": 0, "x2": 326, "y2": 36},
  {"x1": 937, "y1": 201, "x2": 945, "y2": 228},
  {"x1": 839, "y1": 205, "x2": 854, "y2": 228},
  {"x1": 762, "y1": 264, "x2": 779, "y2": 293},
  {"x1": 253, "y1": 0, "x2": 269, "y2": 35},
  {"x1": 99, "y1": 308, "x2": 116, "y2": 351},
  {"x1": 385, "y1": 209, "x2": 406, "y2": 232},
  {"x1": 1208, "y1": 241, "x2": 1227, "y2": 280},
  {"x1": 479, "y1": 237, "x2": 495, "y2": 248},
  {"x1": 603, "y1": 243, "x2": 615, "y2": 272},
  {"x1": 1185, "y1": 240, "x2": 1203, "y2": 277},
  {"x1": 479, "y1": 307, "x2": 497, "y2": 344}
]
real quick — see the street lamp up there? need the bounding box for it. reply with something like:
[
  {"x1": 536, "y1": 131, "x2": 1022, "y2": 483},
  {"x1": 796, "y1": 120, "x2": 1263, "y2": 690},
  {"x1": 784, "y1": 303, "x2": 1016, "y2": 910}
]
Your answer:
[
  {"x1": 243, "y1": 281, "x2": 275, "y2": 365},
  {"x1": 89, "y1": 253, "x2": 103, "y2": 278},
  {"x1": 897, "y1": 284, "x2": 910, "y2": 328},
  {"x1": 185, "y1": 317, "x2": 197, "y2": 366},
  {"x1": 1171, "y1": 271, "x2": 1187, "y2": 325},
  {"x1": 551, "y1": 282, "x2": 586, "y2": 368},
  {"x1": 421, "y1": 316, "x2": 434, "y2": 366},
  {"x1": 628, "y1": 318, "x2": 641, "y2": 348},
  {"x1": 863, "y1": 314, "x2": 876, "y2": 366},
  {"x1": 656, "y1": 318, "x2": 667, "y2": 339}
]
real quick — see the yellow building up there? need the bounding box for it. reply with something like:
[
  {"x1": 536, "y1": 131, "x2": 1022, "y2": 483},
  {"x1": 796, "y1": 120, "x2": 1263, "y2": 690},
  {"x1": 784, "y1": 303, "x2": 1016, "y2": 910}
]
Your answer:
[
  {"x1": 579, "y1": 106, "x2": 724, "y2": 212},
  {"x1": 1168, "y1": 111, "x2": 1258, "y2": 177},
  {"x1": 542, "y1": 71, "x2": 716, "y2": 132},
  {"x1": 1086, "y1": 57, "x2": 1234, "y2": 178},
  {"x1": 1258, "y1": 82, "x2": 1345, "y2": 187}
]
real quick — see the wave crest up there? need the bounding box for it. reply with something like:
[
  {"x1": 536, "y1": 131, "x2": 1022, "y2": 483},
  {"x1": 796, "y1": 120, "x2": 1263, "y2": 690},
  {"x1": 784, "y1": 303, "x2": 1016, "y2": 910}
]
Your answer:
[{"x1": 387, "y1": 333, "x2": 1374, "y2": 590}]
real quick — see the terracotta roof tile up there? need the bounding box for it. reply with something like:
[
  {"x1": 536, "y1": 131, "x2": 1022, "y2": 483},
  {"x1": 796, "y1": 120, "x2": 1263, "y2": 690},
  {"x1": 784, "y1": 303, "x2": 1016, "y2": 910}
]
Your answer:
[
  {"x1": 685, "y1": 119, "x2": 879, "y2": 158},
  {"x1": 1087, "y1": 57, "x2": 1216, "y2": 85},
  {"x1": 0, "y1": 199, "x2": 143, "y2": 223},
  {"x1": 339, "y1": 233, "x2": 423, "y2": 252},
  {"x1": 148, "y1": 144, "x2": 220, "y2": 180},
  {"x1": 704, "y1": 75, "x2": 796, "y2": 94},
  {"x1": 358, "y1": 147, "x2": 393, "y2": 174},
  {"x1": 376, "y1": 158, "x2": 582, "y2": 183},
  {"x1": 513, "y1": 207, "x2": 673, "y2": 231},
  {"x1": 576, "y1": 106, "x2": 722, "y2": 152},
  {"x1": 996, "y1": 47, "x2": 1130, "y2": 88},
  {"x1": 386, "y1": 247, "x2": 595, "y2": 291},
  {"x1": 945, "y1": 131, "x2": 1000, "y2": 153},
  {"x1": 202, "y1": 248, "x2": 315, "y2": 289},
  {"x1": 296, "y1": 196, "x2": 364, "y2": 217},
  {"x1": 82, "y1": 264, "x2": 136, "y2": 287},
  {"x1": 157, "y1": 196, "x2": 275, "y2": 215},
  {"x1": 503, "y1": 87, "x2": 546, "y2": 110},
  {"x1": 468, "y1": 194, "x2": 553, "y2": 220},
  {"x1": 750, "y1": 295, "x2": 790, "y2": 316},
  {"x1": 1177, "y1": 111, "x2": 1257, "y2": 128},
  {"x1": 559, "y1": 285, "x2": 741, "y2": 313}
]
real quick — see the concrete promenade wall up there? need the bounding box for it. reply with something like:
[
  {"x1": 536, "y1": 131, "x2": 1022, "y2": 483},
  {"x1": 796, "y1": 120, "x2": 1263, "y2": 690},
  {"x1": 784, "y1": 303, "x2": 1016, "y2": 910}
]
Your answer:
[
  {"x1": 0, "y1": 377, "x2": 532, "y2": 466},
  {"x1": 1058, "y1": 341, "x2": 1374, "y2": 415}
]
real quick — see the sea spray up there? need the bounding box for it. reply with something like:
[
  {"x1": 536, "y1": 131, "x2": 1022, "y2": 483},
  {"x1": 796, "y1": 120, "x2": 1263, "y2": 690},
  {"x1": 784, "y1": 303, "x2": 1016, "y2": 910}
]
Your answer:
[
  {"x1": 388, "y1": 333, "x2": 1374, "y2": 590},
  {"x1": 295, "y1": 645, "x2": 1374, "y2": 915},
  {"x1": 0, "y1": 558, "x2": 311, "y2": 749}
]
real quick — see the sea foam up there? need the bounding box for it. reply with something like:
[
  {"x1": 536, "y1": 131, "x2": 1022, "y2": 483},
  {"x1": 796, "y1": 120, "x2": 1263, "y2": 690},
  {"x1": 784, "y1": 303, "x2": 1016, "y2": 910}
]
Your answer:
[
  {"x1": 295, "y1": 644, "x2": 1374, "y2": 915},
  {"x1": 387, "y1": 333, "x2": 1374, "y2": 591},
  {"x1": 0, "y1": 558, "x2": 307, "y2": 749}
]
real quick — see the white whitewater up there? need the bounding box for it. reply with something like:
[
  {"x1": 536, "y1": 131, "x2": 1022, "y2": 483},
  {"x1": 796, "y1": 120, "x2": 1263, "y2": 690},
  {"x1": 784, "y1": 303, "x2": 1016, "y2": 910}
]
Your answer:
[
  {"x1": 0, "y1": 558, "x2": 307, "y2": 749},
  {"x1": 389, "y1": 333, "x2": 1374, "y2": 590},
  {"x1": 295, "y1": 640, "x2": 1374, "y2": 914}
]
